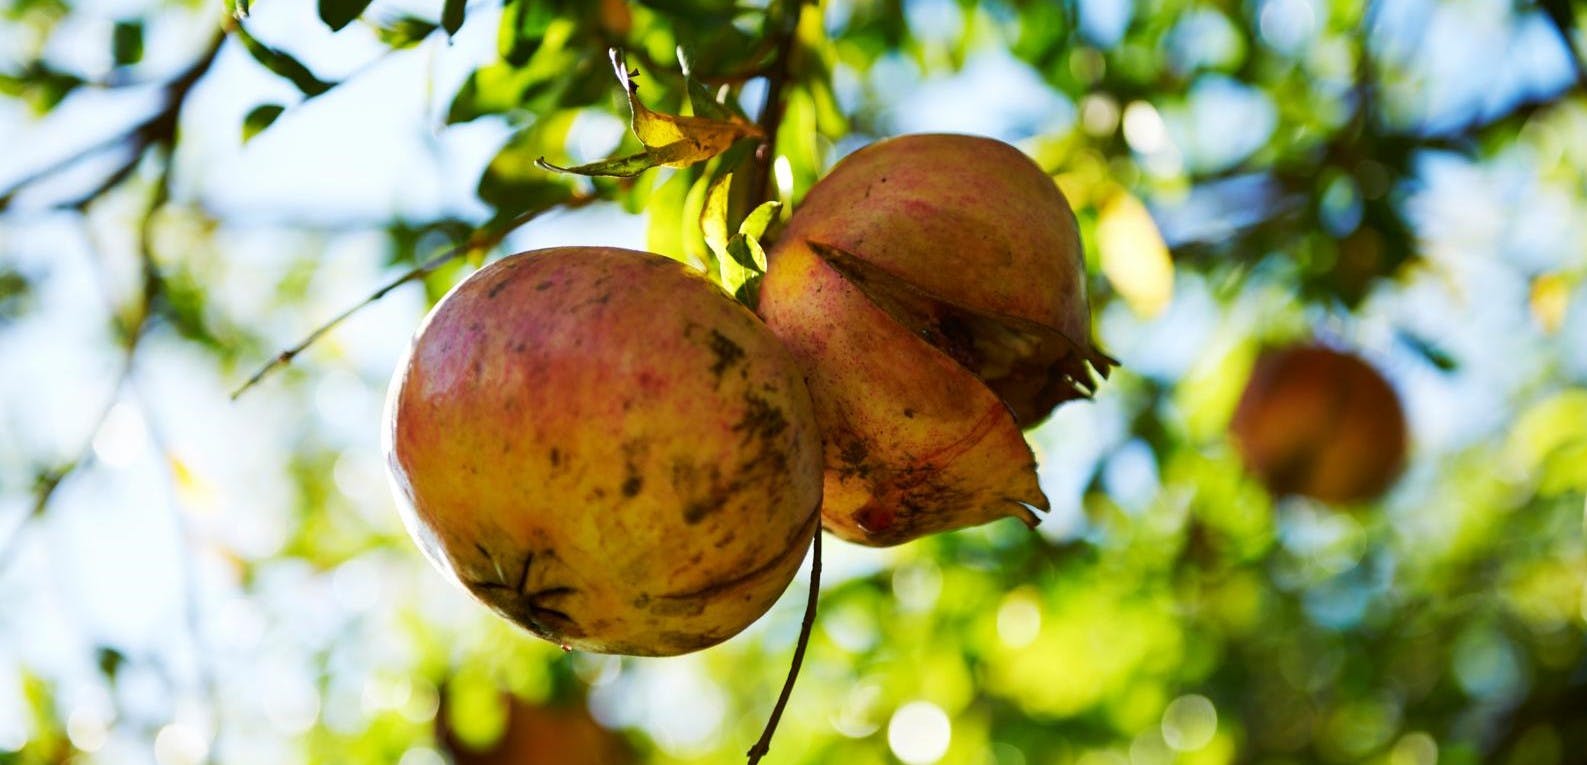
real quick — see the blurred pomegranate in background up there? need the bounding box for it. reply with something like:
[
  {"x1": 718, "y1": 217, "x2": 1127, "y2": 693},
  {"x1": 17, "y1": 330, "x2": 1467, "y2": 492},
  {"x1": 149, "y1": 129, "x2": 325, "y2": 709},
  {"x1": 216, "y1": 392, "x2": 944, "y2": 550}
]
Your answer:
[
  {"x1": 438, "y1": 686, "x2": 633, "y2": 765},
  {"x1": 1230, "y1": 344, "x2": 1408, "y2": 505}
]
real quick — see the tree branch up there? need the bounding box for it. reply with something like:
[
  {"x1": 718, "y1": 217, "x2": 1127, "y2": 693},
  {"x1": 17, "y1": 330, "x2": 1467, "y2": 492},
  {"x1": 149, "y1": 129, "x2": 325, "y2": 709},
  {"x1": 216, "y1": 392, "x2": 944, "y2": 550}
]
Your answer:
[
  {"x1": 747, "y1": 1, "x2": 805, "y2": 210},
  {"x1": 230, "y1": 193, "x2": 598, "y2": 399},
  {"x1": 0, "y1": 33, "x2": 224, "y2": 214},
  {"x1": 746, "y1": 525, "x2": 821, "y2": 765}
]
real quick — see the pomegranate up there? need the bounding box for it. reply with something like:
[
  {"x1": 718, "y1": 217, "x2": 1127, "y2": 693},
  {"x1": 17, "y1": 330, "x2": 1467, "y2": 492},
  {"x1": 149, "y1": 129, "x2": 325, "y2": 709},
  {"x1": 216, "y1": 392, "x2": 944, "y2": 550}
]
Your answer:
[
  {"x1": 385, "y1": 247, "x2": 822, "y2": 655},
  {"x1": 1230, "y1": 344, "x2": 1408, "y2": 505},
  {"x1": 439, "y1": 688, "x2": 632, "y2": 765},
  {"x1": 758, "y1": 133, "x2": 1114, "y2": 545}
]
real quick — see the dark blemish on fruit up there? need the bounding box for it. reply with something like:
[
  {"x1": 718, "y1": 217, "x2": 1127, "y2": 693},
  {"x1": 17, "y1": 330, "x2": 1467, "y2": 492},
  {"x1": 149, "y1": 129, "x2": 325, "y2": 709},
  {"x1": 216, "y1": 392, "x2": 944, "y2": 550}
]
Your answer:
[
  {"x1": 836, "y1": 436, "x2": 872, "y2": 480},
  {"x1": 622, "y1": 475, "x2": 643, "y2": 497},
  {"x1": 707, "y1": 330, "x2": 745, "y2": 378},
  {"x1": 733, "y1": 393, "x2": 788, "y2": 446},
  {"x1": 683, "y1": 498, "x2": 721, "y2": 525},
  {"x1": 487, "y1": 279, "x2": 510, "y2": 299},
  {"x1": 536, "y1": 280, "x2": 554, "y2": 291},
  {"x1": 649, "y1": 598, "x2": 707, "y2": 617},
  {"x1": 550, "y1": 448, "x2": 562, "y2": 467},
  {"x1": 472, "y1": 359, "x2": 483, "y2": 378},
  {"x1": 903, "y1": 408, "x2": 916, "y2": 418},
  {"x1": 656, "y1": 630, "x2": 714, "y2": 651},
  {"x1": 514, "y1": 341, "x2": 527, "y2": 353}
]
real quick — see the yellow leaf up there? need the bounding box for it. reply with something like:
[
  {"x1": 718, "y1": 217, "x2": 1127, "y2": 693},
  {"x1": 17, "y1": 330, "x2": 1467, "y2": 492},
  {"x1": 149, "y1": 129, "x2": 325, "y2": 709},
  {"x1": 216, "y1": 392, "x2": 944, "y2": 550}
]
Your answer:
[
  {"x1": 168, "y1": 453, "x2": 215, "y2": 513},
  {"x1": 1097, "y1": 192, "x2": 1174, "y2": 318},
  {"x1": 1530, "y1": 272, "x2": 1571, "y2": 334},
  {"x1": 610, "y1": 49, "x2": 760, "y2": 168},
  {"x1": 700, "y1": 171, "x2": 731, "y2": 260}
]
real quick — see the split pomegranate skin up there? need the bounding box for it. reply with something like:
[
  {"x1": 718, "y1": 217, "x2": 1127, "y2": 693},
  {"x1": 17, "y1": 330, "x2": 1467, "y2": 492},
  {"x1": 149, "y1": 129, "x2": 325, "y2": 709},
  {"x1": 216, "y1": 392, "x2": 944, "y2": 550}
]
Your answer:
[{"x1": 759, "y1": 134, "x2": 1115, "y2": 546}]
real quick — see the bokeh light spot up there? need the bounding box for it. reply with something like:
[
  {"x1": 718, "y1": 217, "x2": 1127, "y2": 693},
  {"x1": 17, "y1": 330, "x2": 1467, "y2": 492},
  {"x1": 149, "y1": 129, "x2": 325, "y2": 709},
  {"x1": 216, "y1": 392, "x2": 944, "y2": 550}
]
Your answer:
[
  {"x1": 1390, "y1": 732, "x2": 1438, "y2": 765},
  {"x1": 996, "y1": 589, "x2": 1042, "y2": 648},
  {"x1": 1161, "y1": 694, "x2": 1217, "y2": 751},
  {"x1": 888, "y1": 701, "x2": 951, "y2": 765},
  {"x1": 153, "y1": 723, "x2": 208, "y2": 765}
]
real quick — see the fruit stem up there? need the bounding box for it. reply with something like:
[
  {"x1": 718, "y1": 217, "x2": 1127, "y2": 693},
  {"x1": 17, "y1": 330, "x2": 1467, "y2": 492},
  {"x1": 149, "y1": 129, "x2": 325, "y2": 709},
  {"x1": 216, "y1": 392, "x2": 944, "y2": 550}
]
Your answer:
[{"x1": 745, "y1": 523, "x2": 821, "y2": 764}]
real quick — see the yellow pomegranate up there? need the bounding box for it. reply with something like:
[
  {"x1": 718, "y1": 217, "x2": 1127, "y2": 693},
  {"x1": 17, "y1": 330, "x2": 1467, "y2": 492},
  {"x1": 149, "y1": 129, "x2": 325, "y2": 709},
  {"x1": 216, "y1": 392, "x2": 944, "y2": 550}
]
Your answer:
[
  {"x1": 385, "y1": 247, "x2": 822, "y2": 655},
  {"x1": 1230, "y1": 344, "x2": 1408, "y2": 505},
  {"x1": 758, "y1": 134, "x2": 1114, "y2": 546}
]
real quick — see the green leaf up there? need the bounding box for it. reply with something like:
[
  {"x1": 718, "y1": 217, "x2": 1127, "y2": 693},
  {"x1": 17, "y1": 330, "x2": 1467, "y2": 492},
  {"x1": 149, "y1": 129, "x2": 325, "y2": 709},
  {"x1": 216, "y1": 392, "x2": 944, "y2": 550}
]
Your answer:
[
  {"x1": 0, "y1": 269, "x2": 33, "y2": 325},
  {"x1": 0, "y1": 64, "x2": 83, "y2": 114},
  {"x1": 233, "y1": 25, "x2": 336, "y2": 97},
  {"x1": 241, "y1": 104, "x2": 285, "y2": 142},
  {"x1": 318, "y1": 0, "x2": 374, "y2": 32},
  {"x1": 448, "y1": 64, "x2": 533, "y2": 123},
  {"x1": 738, "y1": 200, "x2": 780, "y2": 239},
  {"x1": 733, "y1": 272, "x2": 762, "y2": 310},
  {"x1": 677, "y1": 46, "x2": 740, "y2": 122},
  {"x1": 478, "y1": 116, "x2": 579, "y2": 211},
  {"x1": 376, "y1": 16, "x2": 439, "y2": 48},
  {"x1": 111, "y1": 20, "x2": 143, "y2": 67},
  {"x1": 646, "y1": 168, "x2": 694, "y2": 263},
  {"x1": 500, "y1": 0, "x2": 561, "y2": 66},
  {"x1": 1398, "y1": 330, "x2": 1457, "y2": 372},
  {"x1": 95, "y1": 647, "x2": 125, "y2": 683},
  {"x1": 535, "y1": 143, "x2": 697, "y2": 178},
  {"x1": 441, "y1": 0, "x2": 466, "y2": 38},
  {"x1": 725, "y1": 233, "x2": 765, "y2": 273}
]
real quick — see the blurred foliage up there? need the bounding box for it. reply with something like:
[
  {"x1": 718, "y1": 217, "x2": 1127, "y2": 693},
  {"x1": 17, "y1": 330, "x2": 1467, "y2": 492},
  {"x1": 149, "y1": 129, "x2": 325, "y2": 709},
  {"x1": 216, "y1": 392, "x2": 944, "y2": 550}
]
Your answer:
[{"x1": 1, "y1": 0, "x2": 1585, "y2": 764}]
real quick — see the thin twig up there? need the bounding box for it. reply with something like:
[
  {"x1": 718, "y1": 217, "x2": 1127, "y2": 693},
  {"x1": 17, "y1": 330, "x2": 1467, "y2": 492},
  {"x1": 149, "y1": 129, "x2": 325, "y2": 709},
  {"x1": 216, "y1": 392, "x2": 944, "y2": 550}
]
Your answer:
[
  {"x1": 746, "y1": 525, "x2": 821, "y2": 764},
  {"x1": 229, "y1": 193, "x2": 597, "y2": 399},
  {"x1": 0, "y1": 199, "x2": 151, "y2": 577},
  {"x1": 0, "y1": 374, "x2": 128, "y2": 576},
  {"x1": 0, "y1": 33, "x2": 224, "y2": 214}
]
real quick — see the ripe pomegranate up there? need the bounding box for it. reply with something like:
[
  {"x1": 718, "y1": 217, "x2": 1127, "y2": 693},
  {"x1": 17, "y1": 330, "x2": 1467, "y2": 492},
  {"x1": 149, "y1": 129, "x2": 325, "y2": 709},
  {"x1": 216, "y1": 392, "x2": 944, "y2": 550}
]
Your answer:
[
  {"x1": 439, "y1": 688, "x2": 632, "y2": 765},
  {"x1": 758, "y1": 134, "x2": 1114, "y2": 546},
  {"x1": 1230, "y1": 344, "x2": 1408, "y2": 505},
  {"x1": 385, "y1": 247, "x2": 822, "y2": 656}
]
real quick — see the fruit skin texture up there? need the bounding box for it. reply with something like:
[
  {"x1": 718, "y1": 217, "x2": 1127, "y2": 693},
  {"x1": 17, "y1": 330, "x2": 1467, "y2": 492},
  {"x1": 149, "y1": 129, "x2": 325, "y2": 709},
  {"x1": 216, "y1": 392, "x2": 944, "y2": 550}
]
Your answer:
[
  {"x1": 1230, "y1": 344, "x2": 1408, "y2": 505},
  {"x1": 758, "y1": 133, "x2": 1112, "y2": 546},
  {"x1": 771, "y1": 132, "x2": 1111, "y2": 426},
  {"x1": 385, "y1": 247, "x2": 822, "y2": 656}
]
